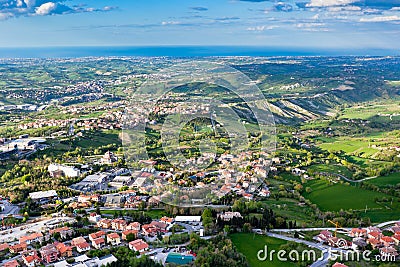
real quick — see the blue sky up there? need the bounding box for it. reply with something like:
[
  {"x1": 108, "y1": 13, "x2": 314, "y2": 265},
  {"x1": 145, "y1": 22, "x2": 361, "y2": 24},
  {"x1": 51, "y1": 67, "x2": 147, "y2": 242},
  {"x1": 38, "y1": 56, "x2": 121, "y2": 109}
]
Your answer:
[{"x1": 0, "y1": 0, "x2": 400, "y2": 50}]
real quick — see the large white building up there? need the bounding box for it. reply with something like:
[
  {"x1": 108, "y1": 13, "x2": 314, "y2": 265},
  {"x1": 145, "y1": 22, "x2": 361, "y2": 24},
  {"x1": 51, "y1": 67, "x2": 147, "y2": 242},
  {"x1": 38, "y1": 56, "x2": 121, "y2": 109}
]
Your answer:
[
  {"x1": 29, "y1": 190, "x2": 58, "y2": 201},
  {"x1": 48, "y1": 163, "x2": 81, "y2": 178}
]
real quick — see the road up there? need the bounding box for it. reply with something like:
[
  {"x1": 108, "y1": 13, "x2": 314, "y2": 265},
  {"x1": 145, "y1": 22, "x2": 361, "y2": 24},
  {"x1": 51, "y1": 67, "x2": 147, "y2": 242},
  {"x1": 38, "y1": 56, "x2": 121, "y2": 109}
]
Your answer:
[
  {"x1": 271, "y1": 227, "x2": 351, "y2": 233},
  {"x1": 316, "y1": 171, "x2": 378, "y2": 183},
  {"x1": 266, "y1": 232, "x2": 349, "y2": 267},
  {"x1": 375, "y1": 220, "x2": 400, "y2": 228}
]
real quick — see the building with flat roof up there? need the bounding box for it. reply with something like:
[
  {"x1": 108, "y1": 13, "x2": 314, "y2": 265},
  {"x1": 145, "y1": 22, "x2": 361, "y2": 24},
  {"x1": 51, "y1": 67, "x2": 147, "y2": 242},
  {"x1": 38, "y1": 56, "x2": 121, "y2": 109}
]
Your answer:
[
  {"x1": 175, "y1": 216, "x2": 201, "y2": 223},
  {"x1": 29, "y1": 190, "x2": 58, "y2": 201}
]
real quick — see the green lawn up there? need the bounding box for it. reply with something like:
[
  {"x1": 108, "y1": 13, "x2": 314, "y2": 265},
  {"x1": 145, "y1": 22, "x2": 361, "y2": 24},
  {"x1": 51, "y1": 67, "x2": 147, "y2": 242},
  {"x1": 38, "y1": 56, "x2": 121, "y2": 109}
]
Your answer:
[
  {"x1": 303, "y1": 180, "x2": 388, "y2": 211},
  {"x1": 230, "y1": 233, "x2": 296, "y2": 267},
  {"x1": 365, "y1": 172, "x2": 400, "y2": 187}
]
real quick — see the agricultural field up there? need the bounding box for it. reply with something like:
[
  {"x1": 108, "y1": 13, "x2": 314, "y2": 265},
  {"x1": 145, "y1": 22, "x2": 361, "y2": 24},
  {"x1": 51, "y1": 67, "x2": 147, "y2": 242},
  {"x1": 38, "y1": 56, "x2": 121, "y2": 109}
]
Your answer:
[
  {"x1": 338, "y1": 101, "x2": 400, "y2": 120},
  {"x1": 318, "y1": 137, "x2": 379, "y2": 158},
  {"x1": 302, "y1": 180, "x2": 391, "y2": 211},
  {"x1": 230, "y1": 233, "x2": 296, "y2": 267},
  {"x1": 307, "y1": 164, "x2": 354, "y2": 179},
  {"x1": 73, "y1": 130, "x2": 121, "y2": 149},
  {"x1": 364, "y1": 172, "x2": 400, "y2": 187},
  {"x1": 262, "y1": 198, "x2": 316, "y2": 227}
]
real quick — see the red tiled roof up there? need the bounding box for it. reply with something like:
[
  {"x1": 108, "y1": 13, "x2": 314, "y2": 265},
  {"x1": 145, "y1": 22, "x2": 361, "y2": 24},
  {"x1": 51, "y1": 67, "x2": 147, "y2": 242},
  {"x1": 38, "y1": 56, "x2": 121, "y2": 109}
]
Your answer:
[
  {"x1": 93, "y1": 237, "x2": 105, "y2": 245},
  {"x1": 129, "y1": 239, "x2": 148, "y2": 251},
  {"x1": 107, "y1": 233, "x2": 120, "y2": 239},
  {"x1": 3, "y1": 259, "x2": 20, "y2": 267},
  {"x1": 0, "y1": 243, "x2": 9, "y2": 251}
]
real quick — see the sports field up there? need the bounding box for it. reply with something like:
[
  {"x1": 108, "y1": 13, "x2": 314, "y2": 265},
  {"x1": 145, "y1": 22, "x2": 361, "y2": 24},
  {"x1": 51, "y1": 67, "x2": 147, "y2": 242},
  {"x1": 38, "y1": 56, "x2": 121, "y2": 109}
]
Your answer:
[{"x1": 230, "y1": 233, "x2": 296, "y2": 267}]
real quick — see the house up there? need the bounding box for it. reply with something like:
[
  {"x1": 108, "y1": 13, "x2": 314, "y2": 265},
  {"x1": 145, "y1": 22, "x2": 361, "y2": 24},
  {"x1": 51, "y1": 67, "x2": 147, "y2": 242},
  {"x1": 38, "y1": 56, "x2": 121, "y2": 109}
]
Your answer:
[
  {"x1": 89, "y1": 212, "x2": 102, "y2": 223},
  {"x1": 217, "y1": 212, "x2": 243, "y2": 222},
  {"x1": 9, "y1": 243, "x2": 27, "y2": 253},
  {"x1": 258, "y1": 188, "x2": 271, "y2": 197},
  {"x1": 40, "y1": 244, "x2": 59, "y2": 263},
  {"x1": 150, "y1": 221, "x2": 168, "y2": 232},
  {"x1": 19, "y1": 232, "x2": 44, "y2": 244},
  {"x1": 367, "y1": 238, "x2": 382, "y2": 249},
  {"x1": 97, "y1": 218, "x2": 112, "y2": 229},
  {"x1": 49, "y1": 226, "x2": 74, "y2": 239},
  {"x1": 92, "y1": 238, "x2": 106, "y2": 249},
  {"x1": 242, "y1": 193, "x2": 254, "y2": 201},
  {"x1": 142, "y1": 224, "x2": 158, "y2": 236},
  {"x1": 122, "y1": 230, "x2": 138, "y2": 240},
  {"x1": 332, "y1": 263, "x2": 348, "y2": 267},
  {"x1": 76, "y1": 241, "x2": 90, "y2": 253},
  {"x1": 0, "y1": 242, "x2": 9, "y2": 252},
  {"x1": 111, "y1": 219, "x2": 127, "y2": 231},
  {"x1": 89, "y1": 230, "x2": 106, "y2": 241},
  {"x1": 126, "y1": 222, "x2": 141, "y2": 231},
  {"x1": 160, "y1": 216, "x2": 175, "y2": 225},
  {"x1": 392, "y1": 234, "x2": 400, "y2": 245},
  {"x1": 71, "y1": 236, "x2": 86, "y2": 246},
  {"x1": 379, "y1": 247, "x2": 398, "y2": 258},
  {"x1": 129, "y1": 239, "x2": 149, "y2": 253},
  {"x1": 54, "y1": 242, "x2": 73, "y2": 258},
  {"x1": 316, "y1": 230, "x2": 333, "y2": 242},
  {"x1": 107, "y1": 233, "x2": 121, "y2": 245},
  {"x1": 368, "y1": 231, "x2": 382, "y2": 240},
  {"x1": 350, "y1": 228, "x2": 367, "y2": 238},
  {"x1": 102, "y1": 151, "x2": 118, "y2": 164},
  {"x1": 3, "y1": 260, "x2": 20, "y2": 267},
  {"x1": 22, "y1": 252, "x2": 41, "y2": 267},
  {"x1": 381, "y1": 236, "x2": 395, "y2": 247}
]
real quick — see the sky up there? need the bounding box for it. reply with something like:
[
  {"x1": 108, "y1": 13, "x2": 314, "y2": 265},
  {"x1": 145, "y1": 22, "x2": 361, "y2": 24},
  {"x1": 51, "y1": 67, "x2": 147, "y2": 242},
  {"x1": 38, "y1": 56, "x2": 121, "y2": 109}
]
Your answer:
[{"x1": 0, "y1": 0, "x2": 400, "y2": 51}]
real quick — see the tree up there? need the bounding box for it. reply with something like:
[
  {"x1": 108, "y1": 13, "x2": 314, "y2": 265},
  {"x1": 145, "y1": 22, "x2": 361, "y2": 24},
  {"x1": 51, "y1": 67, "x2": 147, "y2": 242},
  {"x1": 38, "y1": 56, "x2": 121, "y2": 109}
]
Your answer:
[
  {"x1": 125, "y1": 233, "x2": 136, "y2": 242},
  {"x1": 202, "y1": 208, "x2": 213, "y2": 229}
]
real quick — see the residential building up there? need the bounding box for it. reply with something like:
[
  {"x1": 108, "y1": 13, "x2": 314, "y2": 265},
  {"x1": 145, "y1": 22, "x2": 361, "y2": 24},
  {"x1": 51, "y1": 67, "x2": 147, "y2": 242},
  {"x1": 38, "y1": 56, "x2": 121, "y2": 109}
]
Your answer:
[
  {"x1": 40, "y1": 244, "x2": 59, "y2": 263},
  {"x1": 89, "y1": 230, "x2": 106, "y2": 241},
  {"x1": 129, "y1": 239, "x2": 149, "y2": 253},
  {"x1": 107, "y1": 233, "x2": 121, "y2": 245},
  {"x1": 92, "y1": 238, "x2": 105, "y2": 249}
]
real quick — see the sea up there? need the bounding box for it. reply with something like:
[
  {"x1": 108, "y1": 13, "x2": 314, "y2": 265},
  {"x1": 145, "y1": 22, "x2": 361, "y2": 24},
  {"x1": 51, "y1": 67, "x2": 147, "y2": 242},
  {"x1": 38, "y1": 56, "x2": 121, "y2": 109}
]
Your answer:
[{"x1": 0, "y1": 46, "x2": 397, "y2": 58}]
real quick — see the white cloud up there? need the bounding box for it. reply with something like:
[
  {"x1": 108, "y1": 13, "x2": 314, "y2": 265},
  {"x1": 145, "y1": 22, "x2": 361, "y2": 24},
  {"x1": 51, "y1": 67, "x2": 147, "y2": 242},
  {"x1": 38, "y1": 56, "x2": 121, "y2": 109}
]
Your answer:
[
  {"x1": 0, "y1": 0, "x2": 116, "y2": 19},
  {"x1": 307, "y1": 0, "x2": 357, "y2": 8},
  {"x1": 360, "y1": 15, "x2": 400, "y2": 22},
  {"x1": 296, "y1": 22, "x2": 329, "y2": 31},
  {"x1": 327, "y1": 5, "x2": 361, "y2": 12},
  {"x1": 161, "y1": 21, "x2": 181, "y2": 25},
  {"x1": 35, "y1": 2, "x2": 56, "y2": 16},
  {"x1": 247, "y1": 25, "x2": 278, "y2": 31}
]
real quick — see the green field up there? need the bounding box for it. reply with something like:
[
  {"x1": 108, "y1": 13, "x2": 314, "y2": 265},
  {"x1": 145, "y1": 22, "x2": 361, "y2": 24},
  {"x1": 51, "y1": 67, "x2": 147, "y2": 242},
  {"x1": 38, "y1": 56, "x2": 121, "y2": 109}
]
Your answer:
[
  {"x1": 365, "y1": 172, "x2": 400, "y2": 187},
  {"x1": 318, "y1": 137, "x2": 379, "y2": 158},
  {"x1": 262, "y1": 198, "x2": 316, "y2": 226},
  {"x1": 73, "y1": 130, "x2": 121, "y2": 149},
  {"x1": 230, "y1": 233, "x2": 296, "y2": 267},
  {"x1": 303, "y1": 180, "x2": 388, "y2": 211},
  {"x1": 307, "y1": 164, "x2": 354, "y2": 178},
  {"x1": 339, "y1": 101, "x2": 400, "y2": 119}
]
